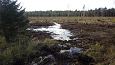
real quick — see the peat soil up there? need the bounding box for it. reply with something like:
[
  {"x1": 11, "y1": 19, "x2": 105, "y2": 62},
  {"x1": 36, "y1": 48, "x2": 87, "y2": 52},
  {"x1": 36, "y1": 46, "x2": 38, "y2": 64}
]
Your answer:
[
  {"x1": 61, "y1": 21, "x2": 115, "y2": 48},
  {"x1": 28, "y1": 17, "x2": 115, "y2": 65},
  {"x1": 29, "y1": 21, "x2": 115, "y2": 65},
  {"x1": 29, "y1": 22, "x2": 54, "y2": 40},
  {"x1": 29, "y1": 21, "x2": 115, "y2": 48}
]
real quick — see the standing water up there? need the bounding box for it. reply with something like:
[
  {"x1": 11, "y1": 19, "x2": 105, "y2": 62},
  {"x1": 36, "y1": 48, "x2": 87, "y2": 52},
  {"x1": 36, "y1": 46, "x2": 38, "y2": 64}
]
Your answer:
[
  {"x1": 28, "y1": 22, "x2": 73, "y2": 41},
  {"x1": 27, "y1": 23, "x2": 84, "y2": 65}
]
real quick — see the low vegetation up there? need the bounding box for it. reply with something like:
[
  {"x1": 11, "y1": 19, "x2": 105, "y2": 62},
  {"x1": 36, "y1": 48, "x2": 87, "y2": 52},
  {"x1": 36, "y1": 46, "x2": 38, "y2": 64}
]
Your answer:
[
  {"x1": 0, "y1": 0, "x2": 115, "y2": 65},
  {"x1": 29, "y1": 17, "x2": 115, "y2": 65},
  {"x1": 29, "y1": 17, "x2": 115, "y2": 24}
]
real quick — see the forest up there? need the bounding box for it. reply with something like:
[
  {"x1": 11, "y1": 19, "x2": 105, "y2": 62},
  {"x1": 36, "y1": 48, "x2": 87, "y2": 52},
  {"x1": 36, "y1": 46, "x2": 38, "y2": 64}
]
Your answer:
[{"x1": 26, "y1": 8, "x2": 115, "y2": 17}]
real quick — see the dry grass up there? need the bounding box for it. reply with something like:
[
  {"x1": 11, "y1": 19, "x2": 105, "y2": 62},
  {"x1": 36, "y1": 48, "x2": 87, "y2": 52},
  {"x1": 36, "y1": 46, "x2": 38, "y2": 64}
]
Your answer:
[
  {"x1": 29, "y1": 17, "x2": 115, "y2": 24},
  {"x1": 28, "y1": 17, "x2": 115, "y2": 65}
]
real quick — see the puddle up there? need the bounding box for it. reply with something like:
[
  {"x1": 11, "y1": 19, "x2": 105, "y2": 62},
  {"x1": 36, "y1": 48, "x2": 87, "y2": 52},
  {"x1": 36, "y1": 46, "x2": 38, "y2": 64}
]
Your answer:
[
  {"x1": 60, "y1": 47, "x2": 82, "y2": 54},
  {"x1": 27, "y1": 22, "x2": 73, "y2": 41}
]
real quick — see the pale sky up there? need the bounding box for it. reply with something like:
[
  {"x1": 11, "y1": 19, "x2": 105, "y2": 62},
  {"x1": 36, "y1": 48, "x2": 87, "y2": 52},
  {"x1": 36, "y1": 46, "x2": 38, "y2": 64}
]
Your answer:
[{"x1": 18, "y1": 0, "x2": 115, "y2": 11}]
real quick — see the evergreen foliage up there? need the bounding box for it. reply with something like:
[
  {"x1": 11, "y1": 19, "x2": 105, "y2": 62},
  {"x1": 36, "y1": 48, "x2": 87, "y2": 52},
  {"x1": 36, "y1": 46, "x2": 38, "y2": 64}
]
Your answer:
[
  {"x1": 0, "y1": 0, "x2": 29, "y2": 42},
  {"x1": 26, "y1": 8, "x2": 115, "y2": 17}
]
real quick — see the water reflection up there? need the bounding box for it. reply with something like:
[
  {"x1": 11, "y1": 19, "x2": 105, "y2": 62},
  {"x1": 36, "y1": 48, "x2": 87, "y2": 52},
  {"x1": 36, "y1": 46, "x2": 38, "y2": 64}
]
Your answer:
[{"x1": 28, "y1": 22, "x2": 73, "y2": 41}]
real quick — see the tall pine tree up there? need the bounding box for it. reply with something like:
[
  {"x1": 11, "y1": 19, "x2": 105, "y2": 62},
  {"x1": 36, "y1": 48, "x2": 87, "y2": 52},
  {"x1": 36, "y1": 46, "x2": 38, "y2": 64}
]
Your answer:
[{"x1": 0, "y1": 0, "x2": 29, "y2": 42}]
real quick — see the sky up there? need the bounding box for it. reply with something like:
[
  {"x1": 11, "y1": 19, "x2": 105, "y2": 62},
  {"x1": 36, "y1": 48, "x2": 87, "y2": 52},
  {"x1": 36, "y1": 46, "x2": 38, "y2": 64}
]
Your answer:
[{"x1": 18, "y1": 0, "x2": 115, "y2": 11}]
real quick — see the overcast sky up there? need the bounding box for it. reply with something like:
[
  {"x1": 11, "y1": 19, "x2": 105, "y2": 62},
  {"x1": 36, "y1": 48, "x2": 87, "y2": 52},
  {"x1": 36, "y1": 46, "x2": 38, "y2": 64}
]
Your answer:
[{"x1": 18, "y1": 0, "x2": 115, "y2": 11}]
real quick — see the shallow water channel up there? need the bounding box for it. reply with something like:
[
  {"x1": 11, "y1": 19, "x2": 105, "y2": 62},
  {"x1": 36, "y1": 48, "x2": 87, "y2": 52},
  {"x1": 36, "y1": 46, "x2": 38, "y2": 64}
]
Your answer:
[
  {"x1": 28, "y1": 22, "x2": 73, "y2": 41},
  {"x1": 28, "y1": 22, "x2": 84, "y2": 65}
]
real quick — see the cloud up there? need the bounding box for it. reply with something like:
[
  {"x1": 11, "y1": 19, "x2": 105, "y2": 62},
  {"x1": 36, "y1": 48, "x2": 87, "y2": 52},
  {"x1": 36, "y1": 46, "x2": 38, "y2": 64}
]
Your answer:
[{"x1": 18, "y1": 0, "x2": 115, "y2": 11}]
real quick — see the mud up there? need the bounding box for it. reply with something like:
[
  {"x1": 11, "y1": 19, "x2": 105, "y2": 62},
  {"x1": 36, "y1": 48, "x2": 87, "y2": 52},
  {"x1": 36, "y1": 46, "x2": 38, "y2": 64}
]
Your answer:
[
  {"x1": 29, "y1": 21, "x2": 115, "y2": 48},
  {"x1": 61, "y1": 22, "x2": 115, "y2": 48}
]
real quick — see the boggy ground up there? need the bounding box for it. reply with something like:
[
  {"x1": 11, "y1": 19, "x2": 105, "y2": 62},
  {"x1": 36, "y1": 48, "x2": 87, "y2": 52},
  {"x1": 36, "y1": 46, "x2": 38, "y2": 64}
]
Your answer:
[
  {"x1": 29, "y1": 17, "x2": 115, "y2": 47},
  {"x1": 29, "y1": 17, "x2": 115, "y2": 65},
  {"x1": 62, "y1": 21, "x2": 115, "y2": 47},
  {"x1": 61, "y1": 21, "x2": 115, "y2": 65}
]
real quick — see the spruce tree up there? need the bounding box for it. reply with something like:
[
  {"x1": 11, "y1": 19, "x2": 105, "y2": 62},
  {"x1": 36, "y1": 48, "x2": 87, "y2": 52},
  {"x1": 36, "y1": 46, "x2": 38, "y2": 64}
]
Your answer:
[{"x1": 0, "y1": 0, "x2": 29, "y2": 42}]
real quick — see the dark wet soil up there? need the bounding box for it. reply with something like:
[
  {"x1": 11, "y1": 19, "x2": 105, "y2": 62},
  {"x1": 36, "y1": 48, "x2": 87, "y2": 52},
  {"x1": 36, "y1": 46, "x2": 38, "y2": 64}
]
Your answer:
[
  {"x1": 29, "y1": 22, "x2": 54, "y2": 40},
  {"x1": 61, "y1": 22, "x2": 115, "y2": 48},
  {"x1": 30, "y1": 22, "x2": 54, "y2": 28},
  {"x1": 28, "y1": 17, "x2": 115, "y2": 65},
  {"x1": 29, "y1": 21, "x2": 115, "y2": 49}
]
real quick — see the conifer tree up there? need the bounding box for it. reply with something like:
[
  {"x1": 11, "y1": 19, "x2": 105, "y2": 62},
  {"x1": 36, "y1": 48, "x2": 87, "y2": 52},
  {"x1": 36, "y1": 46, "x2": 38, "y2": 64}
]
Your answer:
[{"x1": 0, "y1": 0, "x2": 29, "y2": 42}]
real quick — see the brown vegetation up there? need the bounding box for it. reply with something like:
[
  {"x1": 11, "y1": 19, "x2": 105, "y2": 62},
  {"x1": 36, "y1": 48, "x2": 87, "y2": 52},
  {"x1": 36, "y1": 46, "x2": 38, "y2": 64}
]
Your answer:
[{"x1": 29, "y1": 17, "x2": 115, "y2": 65}]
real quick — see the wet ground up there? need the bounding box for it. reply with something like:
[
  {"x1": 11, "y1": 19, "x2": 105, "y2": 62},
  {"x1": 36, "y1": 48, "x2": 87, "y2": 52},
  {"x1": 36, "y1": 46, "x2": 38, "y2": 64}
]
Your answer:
[
  {"x1": 28, "y1": 22, "x2": 73, "y2": 41},
  {"x1": 28, "y1": 17, "x2": 115, "y2": 65},
  {"x1": 29, "y1": 20, "x2": 115, "y2": 48},
  {"x1": 61, "y1": 21, "x2": 115, "y2": 48}
]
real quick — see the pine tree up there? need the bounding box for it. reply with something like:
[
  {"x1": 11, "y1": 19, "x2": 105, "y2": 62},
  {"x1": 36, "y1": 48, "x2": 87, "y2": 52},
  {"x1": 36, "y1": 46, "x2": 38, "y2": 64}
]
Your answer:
[{"x1": 0, "y1": 0, "x2": 29, "y2": 42}]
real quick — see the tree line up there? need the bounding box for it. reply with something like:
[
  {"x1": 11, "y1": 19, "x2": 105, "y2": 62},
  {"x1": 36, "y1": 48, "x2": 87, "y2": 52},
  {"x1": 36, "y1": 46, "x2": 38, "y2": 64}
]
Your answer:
[{"x1": 26, "y1": 8, "x2": 115, "y2": 17}]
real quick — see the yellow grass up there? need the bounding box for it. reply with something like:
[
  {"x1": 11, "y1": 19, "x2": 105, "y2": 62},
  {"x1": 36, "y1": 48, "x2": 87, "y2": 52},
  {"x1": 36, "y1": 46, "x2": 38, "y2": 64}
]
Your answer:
[{"x1": 29, "y1": 17, "x2": 115, "y2": 24}]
